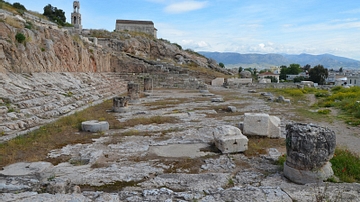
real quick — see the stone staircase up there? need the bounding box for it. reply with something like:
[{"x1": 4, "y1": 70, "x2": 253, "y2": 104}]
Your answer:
[{"x1": 0, "y1": 72, "x2": 127, "y2": 142}]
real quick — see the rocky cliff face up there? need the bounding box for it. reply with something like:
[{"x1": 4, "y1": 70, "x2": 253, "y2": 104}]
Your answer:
[
  {"x1": 0, "y1": 12, "x2": 230, "y2": 78},
  {"x1": 0, "y1": 19, "x2": 111, "y2": 73}
]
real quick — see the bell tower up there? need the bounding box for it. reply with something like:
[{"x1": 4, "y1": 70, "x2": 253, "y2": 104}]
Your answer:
[{"x1": 71, "y1": 1, "x2": 82, "y2": 32}]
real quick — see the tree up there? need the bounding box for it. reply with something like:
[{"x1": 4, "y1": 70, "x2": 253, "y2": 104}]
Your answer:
[
  {"x1": 253, "y1": 68, "x2": 257, "y2": 75},
  {"x1": 12, "y1": 2, "x2": 26, "y2": 10},
  {"x1": 238, "y1": 66, "x2": 243, "y2": 74},
  {"x1": 303, "y1": 64, "x2": 311, "y2": 71},
  {"x1": 293, "y1": 76, "x2": 306, "y2": 83},
  {"x1": 308, "y1": 65, "x2": 328, "y2": 85},
  {"x1": 43, "y1": 4, "x2": 66, "y2": 26},
  {"x1": 279, "y1": 64, "x2": 302, "y2": 81},
  {"x1": 279, "y1": 65, "x2": 288, "y2": 80},
  {"x1": 288, "y1": 64, "x2": 302, "y2": 74},
  {"x1": 219, "y1": 62, "x2": 225, "y2": 68},
  {"x1": 339, "y1": 67, "x2": 343, "y2": 73}
]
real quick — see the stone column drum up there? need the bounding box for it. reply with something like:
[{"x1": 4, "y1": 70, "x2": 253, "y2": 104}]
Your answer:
[
  {"x1": 284, "y1": 123, "x2": 336, "y2": 184},
  {"x1": 112, "y1": 96, "x2": 129, "y2": 113},
  {"x1": 127, "y1": 82, "x2": 140, "y2": 103},
  {"x1": 144, "y1": 78, "x2": 153, "y2": 92}
]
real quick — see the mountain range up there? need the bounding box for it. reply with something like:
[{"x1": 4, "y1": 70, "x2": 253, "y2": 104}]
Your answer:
[{"x1": 199, "y1": 52, "x2": 360, "y2": 69}]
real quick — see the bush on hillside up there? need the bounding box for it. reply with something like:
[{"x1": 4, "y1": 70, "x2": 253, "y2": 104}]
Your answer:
[{"x1": 15, "y1": 33, "x2": 26, "y2": 43}]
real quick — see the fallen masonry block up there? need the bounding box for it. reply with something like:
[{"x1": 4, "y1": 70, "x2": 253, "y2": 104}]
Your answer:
[
  {"x1": 243, "y1": 113, "x2": 281, "y2": 138},
  {"x1": 211, "y1": 97, "x2": 224, "y2": 102},
  {"x1": 213, "y1": 125, "x2": 248, "y2": 154},
  {"x1": 81, "y1": 120, "x2": 109, "y2": 132}
]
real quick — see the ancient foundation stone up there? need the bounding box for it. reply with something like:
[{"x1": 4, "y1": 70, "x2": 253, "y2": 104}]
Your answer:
[
  {"x1": 127, "y1": 82, "x2": 140, "y2": 103},
  {"x1": 81, "y1": 120, "x2": 109, "y2": 132},
  {"x1": 243, "y1": 113, "x2": 281, "y2": 138},
  {"x1": 284, "y1": 123, "x2": 336, "y2": 184},
  {"x1": 211, "y1": 78, "x2": 224, "y2": 86},
  {"x1": 112, "y1": 96, "x2": 129, "y2": 113},
  {"x1": 144, "y1": 78, "x2": 153, "y2": 92},
  {"x1": 213, "y1": 125, "x2": 248, "y2": 154}
]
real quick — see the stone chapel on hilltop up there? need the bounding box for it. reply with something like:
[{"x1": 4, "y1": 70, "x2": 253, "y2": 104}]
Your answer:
[{"x1": 115, "y1": 19, "x2": 157, "y2": 38}]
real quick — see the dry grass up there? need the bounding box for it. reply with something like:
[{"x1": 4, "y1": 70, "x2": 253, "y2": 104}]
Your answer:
[
  {"x1": 162, "y1": 156, "x2": 215, "y2": 174},
  {"x1": 244, "y1": 136, "x2": 286, "y2": 157},
  {"x1": 0, "y1": 99, "x2": 116, "y2": 168},
  {"x1": 118, "y1": 116, "x2": 179, "y2": 128},
  {"x1": 5, "y1": 17, "x2": 23, "y2": 28}
]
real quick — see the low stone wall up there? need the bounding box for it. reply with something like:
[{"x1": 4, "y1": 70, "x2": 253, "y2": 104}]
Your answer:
[
  {"x1": 0, "y1": 72, "x2": 127, "y2": 142},
  {"x1": 118, "y1": 72, "x2": 205, "y2": 90}
]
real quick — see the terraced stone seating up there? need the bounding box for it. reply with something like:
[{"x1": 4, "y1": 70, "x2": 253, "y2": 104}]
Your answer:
[{"x1": 0, "y1": 72, "x2": 127, "y2": 142}]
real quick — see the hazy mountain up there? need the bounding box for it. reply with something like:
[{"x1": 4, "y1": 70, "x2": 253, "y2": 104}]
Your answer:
[{"x1": 199, "y1": 52, "x2": 360, "y2": 69}]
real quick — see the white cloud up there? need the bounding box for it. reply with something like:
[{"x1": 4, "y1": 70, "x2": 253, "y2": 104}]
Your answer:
[
  {"x1": 165, "y1": 1, "x2": 208, "y2": 14},
  {"x1": 181, "y1": 39, "x2": 210, "y2": 49}
]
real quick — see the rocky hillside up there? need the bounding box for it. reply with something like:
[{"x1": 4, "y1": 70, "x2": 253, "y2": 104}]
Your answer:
[
  {"x1": 0, "y1": 10, "x2": 231, "y2": 79},
  {"x1": 0, "y1": 8, "x2": 233, "y2": 139}
]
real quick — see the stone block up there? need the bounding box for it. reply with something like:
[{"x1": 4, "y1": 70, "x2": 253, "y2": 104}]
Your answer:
[
  {"x1": 213, "y1": 125, "x2": 248, "y2": 154},
  {"x1": 227, "y1": 106, "x2": 237, "y2": 112},
  {"x1": 243, "y1": 113, "x2": 281, "y2": 138},
  {"x1": 211, "y1": 78, "x2": 224, "y2": 86},
  {"x1": 211, "y1": 97, "x2": 224, "y2": 102},
  {"x1": 81, "y1": 120, "x2": 109, "y2": 132},
  {"x1": 284, "y1": 161, "x2": 334, "y2": 185},
  {"x1": 268, "y1": 116, "x2": 281, "y2": 138}
]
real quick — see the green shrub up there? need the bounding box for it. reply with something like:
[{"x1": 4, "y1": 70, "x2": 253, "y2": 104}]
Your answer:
[
  {"x1": 330, "y1": 148, "x2": 360, "y2": 183},
  {"x1": 317, "y1": 109, "x2": 331, "y2": 114},
  {"x1": 315, "y1": 91, "x2": 330, "y2": 98},
  {"x1": 15, "y1": 33, "x2": 26, "y2": 43},
  {"x1": 276, "y1": 154, "x2": 286, "y2": 170},
  {"x1": 25, "y1": 22, "x2": 33, "y2": 29}
]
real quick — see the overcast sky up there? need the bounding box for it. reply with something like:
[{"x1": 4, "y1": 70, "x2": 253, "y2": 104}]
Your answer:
[{"x1": 7, "y1": 0, "x2": 360, "y2": 61}]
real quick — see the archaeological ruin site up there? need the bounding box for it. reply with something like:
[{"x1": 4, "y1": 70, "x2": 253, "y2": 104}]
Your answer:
[{"x1": 0, "y1": 1, "x2": 359, "y2": 201}]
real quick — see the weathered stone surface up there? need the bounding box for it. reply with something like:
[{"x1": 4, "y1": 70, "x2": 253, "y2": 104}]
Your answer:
[
  {"x1": 240, "y1": 70, "x2": 252, "y2": 78},
  {"x1": 0, "y1": 162, "x2": 53, "y2": 177},
  {"x1": 0, "y1": 162, "x2": 54, "y2": 193},
  {"x1": 285, "y1": 123, "x2": 336, "y2": 170},
  {"x1": 227, "y1": 106, "x2": 237, "y2": 112},
  {"x1": 213, "y1": 125, "x2": 248, "y2": 153},
  {"x1": 211, "y1": 97, "x2": 224, "y2": 102},
  {"x1": 127, "y1": 82, "x2": 140, "y2": 103},
  {"x1": 81, "y1": 120, "x2": 109, "y2": 132},
  {"x1": 284, "y1": 161, "x2": 334, "y2": 184},
  {"x1": 211, "y1": 78, "x2": 224, "y2": 86},
  {"x1": 112, "y1": 96, "x2": 129, "y2": 113},
  {"x1": 243, "y1": 113, "x2": 281, "y2": 138},
  {"x1": 144, "y1": 77, "x2": 153, "y2": 92},
  {"x1": 284, "y1": 123, "x2": 336, "y2": 184}
]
